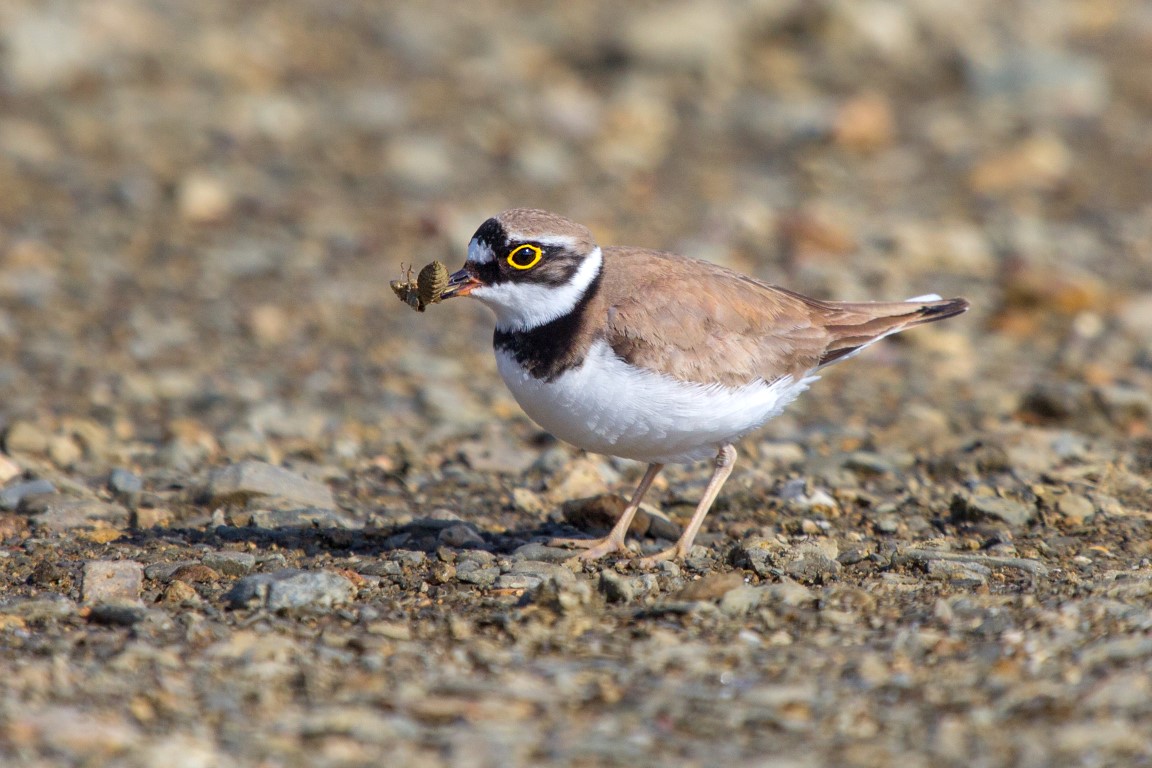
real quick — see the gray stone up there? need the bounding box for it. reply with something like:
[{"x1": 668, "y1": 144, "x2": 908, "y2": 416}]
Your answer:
[
  {"x1": 201, "y1": 551, "x2": 257, "y2": 576},
  {"x1": 82, "y1": 560, "x2": 144, "y2": 603},
  {"x1": 0, "y1": 479, "x2": 56, "y2": 511},
  {"x1": 512, "y1": 542, "x2": 579, "y2": 562},
  {"x1": 437, "y1": 523, "x2": 485, "y2": 548},
  {"x1": 86, "y1": 601, "x2": 148, "y2": 626},
  {"x1": 226, "y1": 569, "x2": 355, "y2": 612},
  {"x1": 719, "y1": 585, "x2": 768, "y2": 616},
  {"x1": 599, "y1": 570, "x2": 636, "y2": 603},
  {"x1": 1055, "y1": 493, "x2": 1096, "y2": 523},
  {"x1": 784, "y1": 555, "x2": 842, "y2": 585},
  {"x1": 207, "y1": 460, "x2": 336, "y2": 509},
  {"x1": 30, "y1": 499, "x2": 130, "y2": 532},
  {"x1": 493, "y1": 572, "x2": 545, "y2": 591},
  {"x1": 455, "y1": 561, "x2": 500, "y2": 588},
  {"x1": 143, "y1": 560, "x2": 199, "y2": 582},
  {"x1": 244, "y1": 507, "x2": 359, "y2": 529},
  {"x1": 730, "y1": 538, "x2": 785, "y2": 578},
  {"x1": 951, "y1": 494, "x2": 1036, "y2": 527},
  {"x1": 108, "y1": 468, "x2": 143, "y2": 496},
  {"x1": 453, "y1": 559, "x2": 499, "y2": 589}
]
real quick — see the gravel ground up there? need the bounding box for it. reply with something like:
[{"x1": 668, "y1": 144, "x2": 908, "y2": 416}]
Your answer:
[{"x1": 2, "y1": 2, "x2": 1152, "y2": 766}]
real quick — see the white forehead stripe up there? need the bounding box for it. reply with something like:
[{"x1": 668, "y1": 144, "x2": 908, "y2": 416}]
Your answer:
[
  {"x1": 510, "y1": 233, "x2": 580, "y2": 249},
  {"x1": 467, "y1": 238, "x2": 495, "y2": 264},
  {"x1": 473, "y1": 246, "x2": 603, "y2": 332}
]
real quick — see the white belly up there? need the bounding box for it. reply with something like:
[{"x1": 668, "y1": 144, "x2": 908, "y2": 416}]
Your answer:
[{"x1": 495, "y1": 340, "x2": 818, "y2": 464}]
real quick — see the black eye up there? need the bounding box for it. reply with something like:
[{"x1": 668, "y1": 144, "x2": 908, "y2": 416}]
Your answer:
[{"x1": 507, "y1": 244, "x2": 543, "y2": 270}]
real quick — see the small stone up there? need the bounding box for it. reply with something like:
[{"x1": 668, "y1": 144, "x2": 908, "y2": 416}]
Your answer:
[
  {"x1": 1055, "y1": 493, "x2": 1096, "y2": 523},
  {"x1": 730, "y1": 537, "x2": 785, "y2": 578},
  {"x1": 31, "y1": 499, "x2": 130, "y2": 532},
  {"x1": 168, "y1": 564, "x2": 221, "y2": 583},
  {"x1": 108, "y1": 468, "x2": 143, "y2": 496},
  {"x1": 244, "y1": 507, "x2": 359, "y2": 529},
  {"x1": 546, "y1": 458, "x2": 610, "y2": 503},
  {"x1": 437, "y1": 523, "x2": 485, "y2": 548},
  {"x1": 144, "y1": 561, "x2": 199, "y2": 582},
  {"x1": 511, "y1": 542, "x2": 581, "y2": 563},
  {"x1": 161, "y1": 580, "x2": 201, "y2": 604},
  {"x1": 3, "y1": 420, "x2": 50, "y2": 455},
  {"x1": 0, "y1": 453, "x2": 21, "y2": 484},
  {"x1": 455, "y1": 562, "x2": 500, "y2": 587},
  {"x1": 926, "y1": 560, "x2": 989, "y2": 587},
  {"x1": 784, "y1": 555, "x2": 842, "y2": 585},
  {"x1": 0, "y1": 478, "x2": 56, "y2": 511},
  {"x1": 82, "y1": 560, "x2": 144, "y2": 603},
  {"x1": 719, "y1": 585, "x2": 768, "y2": 616},
  {"x1": 207, "y1": 460, "x2": 336, "y2": 510},
  {"x1": 951, "y1": 494, "x2": 1036, "y2": 527},
  {"x1": 675, "y1": 572, "x2": 746, "y2": 602},
  {"x1": 201, "y1": 551, "x2": 256, "y2": 576},
  {"x1": 226, "y1": 569, "x2": 355, "y2": 612},
  {"x1": 562, "y1": 494, "x2": 649, "y2": 536},
  {"x1": 47, "y1": 434, "x2": 82, "y2": 467},
  {"x1": 493, "y1": 572, "x2": 544, "y2": 591},
  {"x1": 86, "y1": 601, "x2": 148, "y2": 626},
  {"x1": 7, "y1": 706, "x2": 141, "y2": 759},
  {"x1": 132, "y1": 506, "x2": 172, "y2": 529},
  {"x1": 599, "y1": 570, "x2": 637, "y2": 603},
  {"x1": 764, "y1": 580, "x2": 816, "y2": 607},
  {"x1": 833, "y1": 92, "x2": 895, "y2": 152},
  {"x1": 511, "y1": 487, "x2": 548, "y2": 517},
  {"x1": 177, "y1": 172, "x2": 232, "y2": 223}
]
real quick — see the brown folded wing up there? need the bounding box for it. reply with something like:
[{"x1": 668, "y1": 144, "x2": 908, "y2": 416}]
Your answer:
[{"x1": 599, "y1": 247, "x2": 968, "y2": 388}]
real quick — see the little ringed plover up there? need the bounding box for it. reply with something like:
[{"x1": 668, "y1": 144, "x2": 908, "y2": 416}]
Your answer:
[{"x1": 439, "y1": 208, "x2": 968, "y2": 566}]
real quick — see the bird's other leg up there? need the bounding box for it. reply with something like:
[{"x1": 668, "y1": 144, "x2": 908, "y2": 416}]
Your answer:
[
  {"x1": 548, "y1": 462, "x2": 665, "y2": 560},
  {"x1": 638, "y1": 444, "x2": 737, "y2": 567}
]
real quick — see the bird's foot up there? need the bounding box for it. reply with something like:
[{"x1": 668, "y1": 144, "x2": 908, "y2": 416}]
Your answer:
[
  {"x1": 636, "y1": 544, "x2": 687, "y2": 569},
  {"x1": 548, "y1": 534, "x2": 627, "y2": 561}
]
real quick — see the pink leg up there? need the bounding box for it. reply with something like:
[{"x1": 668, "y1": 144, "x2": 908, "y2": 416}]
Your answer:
[
  {"x1": 548, "y1": 463, "x2": 665, "y2": 560},
  {"x1": 638, "y1": 444, "x2": 737, "y2": 568}
]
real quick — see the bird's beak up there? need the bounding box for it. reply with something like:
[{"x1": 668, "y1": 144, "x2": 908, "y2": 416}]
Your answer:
[{"x1": 440, "y1": 267, "x2": 482, "y2": 299}]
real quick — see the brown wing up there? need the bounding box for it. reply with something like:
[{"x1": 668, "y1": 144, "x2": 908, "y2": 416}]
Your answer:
[{"x1": 599, "y1": 247, "x2": 968, "y2": 388}]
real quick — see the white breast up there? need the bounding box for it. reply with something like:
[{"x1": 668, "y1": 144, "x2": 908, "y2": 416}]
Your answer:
[{"x1": 495, "y1": 340, "x2": 818, "y2": 464}]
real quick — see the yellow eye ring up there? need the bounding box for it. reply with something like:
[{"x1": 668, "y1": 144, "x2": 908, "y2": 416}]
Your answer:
[{"x1": 507, "y1": 244, "x2": 542, "y2": 270}]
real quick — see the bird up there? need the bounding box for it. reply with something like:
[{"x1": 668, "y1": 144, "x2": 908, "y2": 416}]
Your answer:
[{"x1": 439, "y1": 208, "x2": 968, "y2": 566}]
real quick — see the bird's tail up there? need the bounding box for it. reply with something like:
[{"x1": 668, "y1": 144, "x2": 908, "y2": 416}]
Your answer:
[{"x1": 816, "y1": 295, "x2": 970, "y2": 367}]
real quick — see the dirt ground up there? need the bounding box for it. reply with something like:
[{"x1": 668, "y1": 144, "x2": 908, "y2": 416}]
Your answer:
[{"x1": 2, "y1": 1, "x2": 1152, "y2": 766}]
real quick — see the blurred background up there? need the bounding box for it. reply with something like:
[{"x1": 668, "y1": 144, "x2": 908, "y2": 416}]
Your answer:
[
  {"x1": 0, "y1": 0, "x2": 1150, "y2": 463},
  {"x1": 3, "y1": 3, "x2": 1152, "y2": 766}
]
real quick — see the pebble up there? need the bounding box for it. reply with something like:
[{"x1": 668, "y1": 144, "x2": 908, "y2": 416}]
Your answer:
[
  {"x1": 81, "y1": 560, "x2": 144, "y2": 603},
  {"x1": 784, "y1": 554, "x2": 843, "y2": 585},
  {"x1": 86, "y1": 601, "x2": 148, "y2": 626},
  {"x1": 437, "y1": 523, "x2": 486, "y2": 548},
  {"x1": 108, "y1": 468, "x2": 143, "y2": 496},
  {"x1": 0, "y1": 452, "x2": 20, "y2": 483},
  {"x1": 599, "y1": 570, "x2": 637, "y2": 603},
  {"x1": 242, "y1": 506, "x2": 360, "y2": 530},
  {"x1": 730, "y1": 537, "x2": 785, "y2": 578},
  {"x1": 207, "y1": 460, "x2": 336, "y2": 510},
  {"x1": 951, "y1": 494, "x2": 1036, "y2": 527},
  {"x1": 6, "y1": 706, "x2": 141, "y2": 760},
  {"x1": 3, "y1": 420, "x2": 51, "y2": 455},
  {"x1": 1055, "y1": 493, "x2": 1096, "y2": 523},
  {"x1": 30, "y1": 499, "x2": 130, "y2": 532},
  {"x1": 511, "y1": 543, "x2": 579, "y2": 563},
  {"x1": 0, "y1": 478, "x2": 56, "y2": 511},
  {"x1": 455, "y1": 562, "x2": 500, "y2": 588},
  {"x1": 226, "y1": 569, "x2": 355, "y2": 612},
  {"x1": 201, "y1": 551, "x2": 257, "y2": 576},
  {"x1": 675, "y1": 572, "x2": 746, "y2": 602}
]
